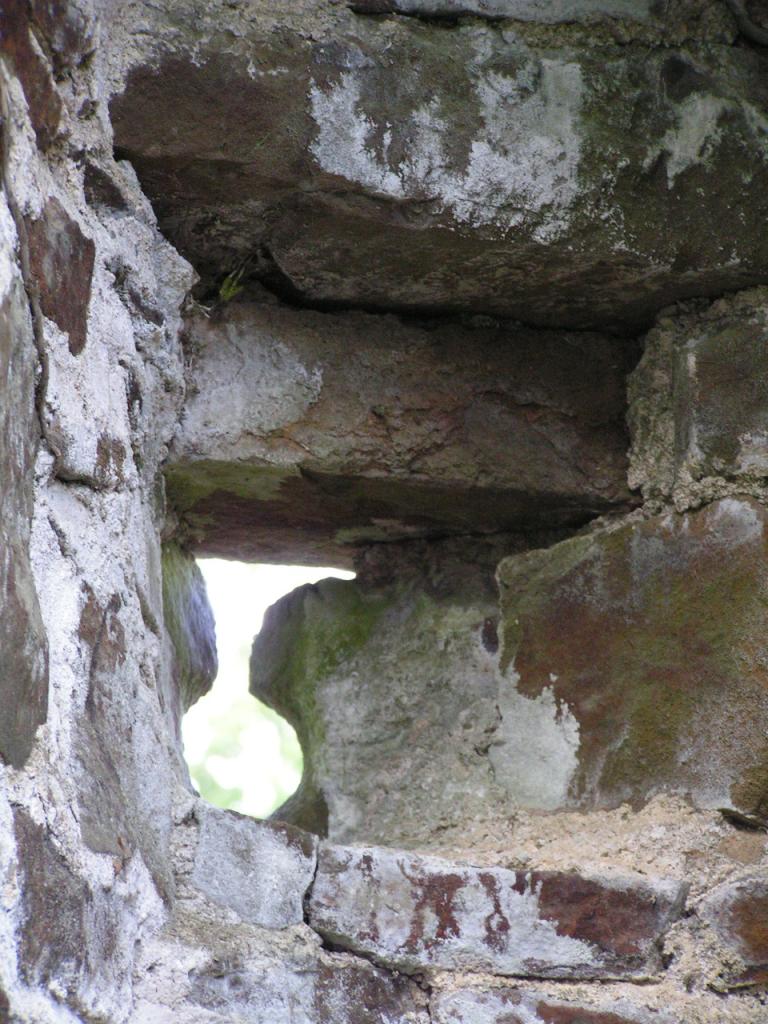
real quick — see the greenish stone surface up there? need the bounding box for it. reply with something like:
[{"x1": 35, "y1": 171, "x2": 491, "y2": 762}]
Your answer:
[
  {"x1": 110, "y1": 1, "x2": 767, "y2": 332},
  {"x1": 496, "y1": 499, "x2": 768, "y2": 815},
  {"x1": 250, "y1": 542, "x2": 511, "y2": 842}
]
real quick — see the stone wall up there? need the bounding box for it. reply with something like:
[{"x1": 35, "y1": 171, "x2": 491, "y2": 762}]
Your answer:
[{"x1": 2, "y1": 1, "x2": 768, "y2": 1022}]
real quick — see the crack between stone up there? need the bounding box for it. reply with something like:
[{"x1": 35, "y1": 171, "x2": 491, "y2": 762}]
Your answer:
[
  {"x1": 197, "y1": 244, "x2": 646, "y2": 341},
  {"x1": 302, "y1": 840, "x2": 322, "y2": 929},
  {"x1": 347, "y1": 2, "x2": 741, "y2": 50}
]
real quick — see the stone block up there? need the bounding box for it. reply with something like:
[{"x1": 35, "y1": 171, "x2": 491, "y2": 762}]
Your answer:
[
  {"x1": 350, "y1": 0, "x2": 654, "y2": 20},
  {"x1": 309, "y1": 844, "x2": 686, "y2": 980},
  {"x1": 161, "y1": 542, "x2": 217, "y2": 712},
  {"x1": 131, "y1": 895, "x2": 427, "y2": 1024},
  {"x1": 629, "y1": 288, "x2": 768, "y2": 504},
  {"x1": 185, "y1": 956, "x2": 424, "y2": 1024},
  {"x1": 13, "y1": 808, "x2": 90, "y2": 997},
  {"x1": 109, "y1": 2, "x2": 765, "y2": 334},
  {"x1": 169, "y1": 302, "x2": 631, "y2": 562},
  {"x1": 11, "y1": 806, "x2": 141, "y2": 1017},
  {"x1": 190, "y1": 804, "x2": 317, "y2": 929},
  {"x1": 432, "y1": 988, "x2": 676, "y2": 1024},
  {"x1": 29, "y1": 0, "x2": 95, "y2": 75},
  {"x1": 25, "y1": 198, "x2": 95, "y2": 356},
  {"x1": 495, "y1": 498, "x2": 768, "y2": 816},
  {"x1": 0, "y1": 200, "x2": 48, "y2": 769},
  {"x1": 0, "y1": 0, "x2": 63, "y2": 149},
  {"x1": 250, "y1": 540, "x2": 517, "y2": 843},
  {"x1": 701, "y1": 874, "x2": 768, "y2": 990}
]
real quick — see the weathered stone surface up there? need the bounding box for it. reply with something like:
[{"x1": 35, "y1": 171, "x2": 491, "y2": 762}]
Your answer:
[
  {"x1": 26, "y1": 197, "x2": 95, "y2": 356},
  {"x1": 350, "y1": 0, "x2": 654, "y2": 20},
  {"x1": 29, "y1": 0, "x2": 95, "y2": 75},
  {"x1": 161, "y1": 542, "x2": 217, "y2": 712},
  {"x1": 629, "y1": 287, "x2": 768, "y2": 507},
  {"x1": 131, "y1": 893, "x2": 428, "y2": 1024},
  {"x1": 432, "y1": 989, "x2": 676, "y2": 1024},
  {"x1": 10, "y1": 806, "x2": 148, "y2": 1018},
  {"x1": 251, "y1": 538, "x2": 526, "y2": 843},
  {"x1": 8, "y1": 1, "x2": 768, "y2": 1020},
  {"x1": 13, "y1": 807, "x2": 90, "y2": 997},
  {"x1": 108, "y1": 2, "x2": 767, "y2": 333},
  {"x1": 190, "y1": 804, "x2": 317, "y2": 929},
  {"x1": 701, "y1": 874, "x2": 768, "y2": 989},
  {"x1": 70, "y1": 557, "x2": 173, "y2": 895},
  {"x1": 0, "y1": 0, "x2": 63, "y2": 148},
  {"x1": 74, "y1": 581, "x2": 134, "y2": 861},
  {"x1": 185, "y1": 957, "x2": 425, "y2": 1024},
  {"x1": 495, "y1": 498, "x2": 768, "y2": 816},
  {"x1": 169, "y1": 301, "x2": 632, "y2": 562},
  {"x1": 0, "y1": 197, "x2": 48, "y2": 769},
  {"x1": 309, "y1": 844, "x2": 686, "y2": 980}
]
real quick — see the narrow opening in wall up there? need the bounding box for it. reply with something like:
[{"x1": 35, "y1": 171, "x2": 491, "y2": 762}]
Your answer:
[{"x1": 182, "y1": 559, "x2": 355, "y2": 817}]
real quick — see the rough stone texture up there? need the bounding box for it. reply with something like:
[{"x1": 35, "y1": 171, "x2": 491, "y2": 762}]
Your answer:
[
  {"x1": 0, "y1": 5, "x2": 199, "y2": 1017},
  {"x1": 701, "y1": 873, "x2": 768, "y2": 990},
  {"x1": 310, "y1": 844, "x2": 686, "y2": 980},
  {"x1": 28, "y1": 0, "x2": 96, "y2": 76},
  {"x1": 130, "y1": 905, "x2": 428, "y2": 1024},
  {"x1": 11, "y1": 806, "x2": 132, "y2": 1015},
  {"x1": 4, "y1": 2, "x2": 768, "y2": 1023},
  {"x1": 0, "y1": 190, "x2": 48, "y2": 769},
  {"x1": 350, "y1": 0, "x2": 655, "y2": 20},
  {"x1": 169, "y1": 301, "x2": 632, "y2": 563},
  {"x1": 0, "y1": 0, "x2": 64, "y2": 150},
  {"x1": 190, "y1": 803, "x2": 317, "y2": 929},
  {"x1": 496, "y1": 498, "x2": 768, "y2": 817},
  {"x1": 161, "y1": 542, "x2": 217, "y2": 713},
  {"x1": 107, "y1": 1, "x2": 766, "y2": 334},
  {"x1": 25, "y1": 196, "x2": 95, "y2": 356},
  {"x1": 431, "y1": 989, "x2": 677, "y2": 1024},
  {"x1": 250, "y1": 538, "x2": 528, "y2": 842},
  {"x1": 628, "y1": 287, "x2": 768, "y2": 509}
]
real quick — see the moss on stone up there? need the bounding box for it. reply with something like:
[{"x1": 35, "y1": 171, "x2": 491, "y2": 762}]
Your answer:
[
  {"x1": 165, "y1": 461, "x2": 298, "y2": 512},
  {"x1": 250, "y1": 578, "x2": 390, "y2": 833},
  {"x1": 497, "y1": 501, "x2": 768, "y2": 812}
]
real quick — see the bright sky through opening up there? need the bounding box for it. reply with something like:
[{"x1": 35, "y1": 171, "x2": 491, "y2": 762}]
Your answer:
[{"x1": 182, "y1": 559, "x2": 355, "y2": 818}]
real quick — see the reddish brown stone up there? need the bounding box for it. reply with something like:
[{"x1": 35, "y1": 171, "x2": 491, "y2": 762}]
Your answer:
[
  {"x1": 26, "y1": 198, "x2": 95, "y2": 355},
  {"x1": 78, "y1": 586, "x2": 126, "y2": 678},
  {"x1": 1, "y1": 0, "x2": 63, "y2": 149},
  {"x1": 496, "y1": 498, "x2": 768, "y2": 815},
  {"x1": 512, "y1": 872, "x2": 675, "y2": 962},
  {"x1": 537, "y1": 1004, "x2": 652, "y2": 1024},
  {"x1": 169, "y1": 302, "x2": 632, "y2": 564},
  {"x1": 310, "y1": 844, "x2": 685, "y2": 980},
  {"x1": 29, "y1": 0, "x2": 94, "y2": 74},
  {"x1": 703, "y1": 874, "x2": 768, "y2": 989},
  {"x1": 94, "y1": 433, "x2": 127, "y2": 488}
]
